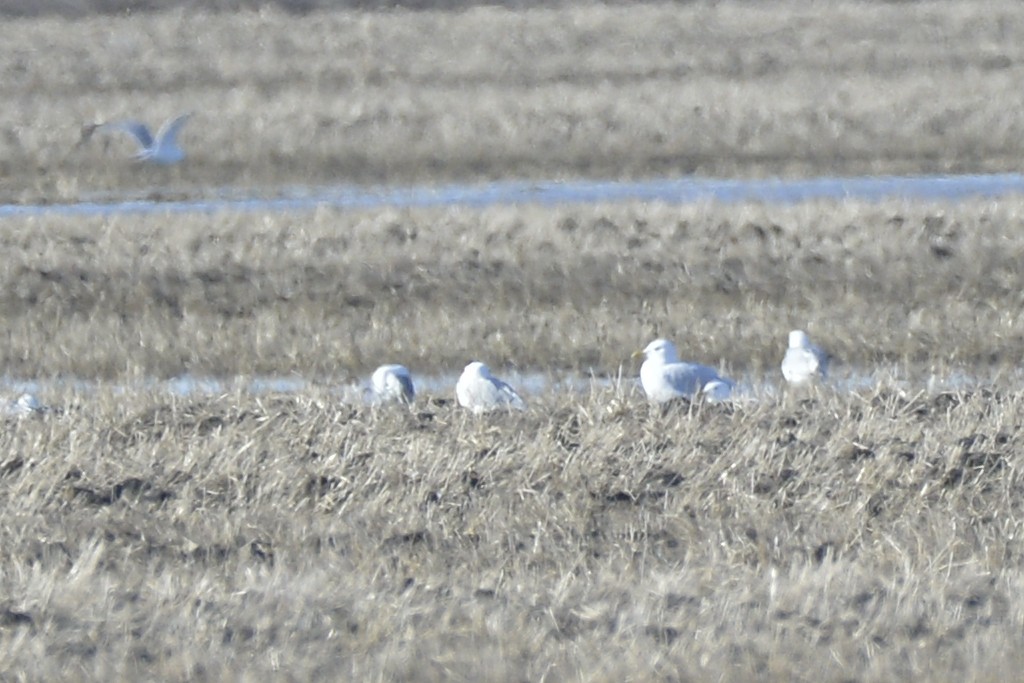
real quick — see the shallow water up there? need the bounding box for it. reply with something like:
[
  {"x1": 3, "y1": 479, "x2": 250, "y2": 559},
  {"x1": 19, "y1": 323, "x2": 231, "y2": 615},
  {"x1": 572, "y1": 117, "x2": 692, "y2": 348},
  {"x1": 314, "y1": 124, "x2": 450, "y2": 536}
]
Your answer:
[
  {"x1": 3, "y1": 172, "x2": 1020, "y2": 405},
  {"x1": 3, "y1": 365, "x2": 1016, "y2": 412},
  {"x1": 3, "y1": 172, "x2": 1024, "y2": 218}
]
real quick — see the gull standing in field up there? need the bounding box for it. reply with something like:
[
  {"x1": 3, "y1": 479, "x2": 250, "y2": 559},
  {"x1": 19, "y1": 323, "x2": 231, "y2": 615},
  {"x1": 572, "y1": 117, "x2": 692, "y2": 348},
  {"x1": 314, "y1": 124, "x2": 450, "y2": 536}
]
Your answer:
[
  {"x1": 371, "y1": 364, "x2": 415, "y2": 404},
  {"x1": 781, "y1": 330, "x2": 829, "y2": 385},
  {"x1": 82, "y1": 113, "x2": 193, "y2": 164},
  {"x1": 635, "y1": 338, "x2": 735, "y2": 403},
  {"x1": 456, "y1": 362, "x2": 526, "y2": 414}
]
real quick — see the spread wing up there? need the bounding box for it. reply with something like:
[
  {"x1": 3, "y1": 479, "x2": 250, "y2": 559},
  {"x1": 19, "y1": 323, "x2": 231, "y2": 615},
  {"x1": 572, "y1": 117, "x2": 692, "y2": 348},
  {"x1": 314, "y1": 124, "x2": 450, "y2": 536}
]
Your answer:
[
  {"x1": 155, "y1": 113, "x2": 192, "y2": 145},
  {"x1": 96, "y1": 121, "x2": 154, "y2": 150}
]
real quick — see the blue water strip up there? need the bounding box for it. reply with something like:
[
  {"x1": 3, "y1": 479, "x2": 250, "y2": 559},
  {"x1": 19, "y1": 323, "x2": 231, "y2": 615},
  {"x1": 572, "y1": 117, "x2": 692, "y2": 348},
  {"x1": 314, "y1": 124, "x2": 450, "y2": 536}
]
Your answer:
[{"x1": 3, "y1": 172, "x2": 1024, "y2": 218}]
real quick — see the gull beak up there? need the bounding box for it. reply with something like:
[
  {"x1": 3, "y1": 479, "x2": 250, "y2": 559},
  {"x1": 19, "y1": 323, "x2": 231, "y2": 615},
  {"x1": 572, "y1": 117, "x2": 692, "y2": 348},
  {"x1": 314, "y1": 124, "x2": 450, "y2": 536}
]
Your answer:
[{"x1": 631, "y1": 349, "x2": 645, "y2": 360}]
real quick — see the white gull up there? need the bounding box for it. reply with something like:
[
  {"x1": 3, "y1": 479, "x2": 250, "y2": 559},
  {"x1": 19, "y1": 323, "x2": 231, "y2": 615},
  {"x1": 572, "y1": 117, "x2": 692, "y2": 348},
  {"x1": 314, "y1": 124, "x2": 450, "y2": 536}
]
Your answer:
[
  {"x1": 781, "y1": 330, "x2": 829, "y2": 385},
  {"x1": 371, "y1": 364, "x2": 415, "y2": 404},
  {"x1": 636, "y1": 338, "x2": 734, "y2": 403},
  {"x1": 86, "y1": 113, "x2": 192, "y2": 164},
  {"x1": 456, "y1": 362, "x2": 526, "y2": 414}
]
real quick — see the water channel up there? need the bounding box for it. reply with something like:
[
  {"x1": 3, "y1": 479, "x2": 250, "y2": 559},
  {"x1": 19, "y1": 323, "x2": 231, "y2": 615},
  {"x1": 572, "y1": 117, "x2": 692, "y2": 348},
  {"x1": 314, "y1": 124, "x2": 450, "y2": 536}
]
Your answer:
[{"x1": 2, "y1": 171, "x2": 1021, "y2": 405}]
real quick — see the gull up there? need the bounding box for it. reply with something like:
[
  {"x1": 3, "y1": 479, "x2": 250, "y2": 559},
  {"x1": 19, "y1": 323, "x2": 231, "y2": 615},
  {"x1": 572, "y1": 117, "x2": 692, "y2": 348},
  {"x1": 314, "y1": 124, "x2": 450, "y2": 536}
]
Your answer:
[
  {"x1": 456, "y1": 362, "x2": 526, "y2": 414},
  {"x1": 5, "y1": 393, "x2": 47, "y2": 418},
  {"x1": 83, "y1": 113, "x2": 192, "y2": 164},
  {"x1": 781, "y1": 330, "x2": 829, "y2": 385},
  {"x1": 371, "y1": 364, "x2": 415, "y2": 404},
  {"x1": 635, "y1": 338, "x2": 734, "y2": 403}
]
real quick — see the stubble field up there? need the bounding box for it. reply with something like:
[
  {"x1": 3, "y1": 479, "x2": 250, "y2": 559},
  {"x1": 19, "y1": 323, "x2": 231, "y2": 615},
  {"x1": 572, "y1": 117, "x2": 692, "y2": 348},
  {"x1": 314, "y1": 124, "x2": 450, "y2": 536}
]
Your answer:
[
  {"x1": 4, "y1": 1, "x2": 1024, "y2": 203},
  {"x1": 5, "y1": 383, "x2": 1024, "y2": 681},
  {"x1": 3, "y1": 1, "x2": 1024, "y2": 681},
  {"x1": 2, "y1": 196, "x2": 1024, "y2": 381}
]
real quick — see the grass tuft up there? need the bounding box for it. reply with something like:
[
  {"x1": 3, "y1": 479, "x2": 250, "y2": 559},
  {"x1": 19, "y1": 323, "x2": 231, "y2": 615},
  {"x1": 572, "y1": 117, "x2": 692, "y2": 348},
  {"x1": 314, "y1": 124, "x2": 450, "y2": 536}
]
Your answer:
[{"x1": 2, "y1": 386, "x2": 1024, "y2": 678}]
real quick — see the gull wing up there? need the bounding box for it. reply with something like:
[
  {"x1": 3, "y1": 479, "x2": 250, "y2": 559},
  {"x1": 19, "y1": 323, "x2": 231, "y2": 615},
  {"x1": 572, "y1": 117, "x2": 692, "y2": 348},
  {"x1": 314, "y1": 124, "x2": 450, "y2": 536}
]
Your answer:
[
  {"x1": 372, "y1": 365, "x2": 415, "y2": 403},
  {"x1": 491, "y1": 377, "x2": 525, "y2": 410},
  {"x1": 782, "y1": 346, "x2": 828, "y2": 383},
  {"x1": 96, "y1": 120, "x2": 154, "y2": 150},
  {"x1": 662, "y1": 361, "x2": 723, "y2": 397},
  {"x1": 458, "y1": 373, "x2": 525, "y2": 413},
  {"x1": 389, "y1": 371, "x2": 415, "y2": 403},
  {"x1": 155, "y1": 113, "x2": 193, "y2": 145},
  {"x1": 812, "y1": 343, "x2": 830, "y2": 377}
]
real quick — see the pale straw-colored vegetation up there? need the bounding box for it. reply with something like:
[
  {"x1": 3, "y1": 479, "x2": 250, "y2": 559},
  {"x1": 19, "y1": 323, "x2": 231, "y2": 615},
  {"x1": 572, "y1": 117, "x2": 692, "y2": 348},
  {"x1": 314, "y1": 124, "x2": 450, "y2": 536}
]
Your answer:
[
  {"x1": 0, "y1": 196, "x2": 1021, "y2": 380},
  {"x1": 2, "y1": 1, "x2": 1024, "y2": 203},
  {"x1": 2, "y1": 383, "x2": 1024, "y2": 681},
  {"x1": 2, "y1": 1, "x2": 1024, "y2": 681}
]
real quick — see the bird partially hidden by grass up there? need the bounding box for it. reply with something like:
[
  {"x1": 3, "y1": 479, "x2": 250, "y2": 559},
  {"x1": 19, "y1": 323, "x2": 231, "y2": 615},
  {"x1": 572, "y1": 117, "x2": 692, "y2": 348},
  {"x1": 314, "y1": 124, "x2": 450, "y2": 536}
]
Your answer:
[
  {"x1": 634, "y1": 338, "x2": 734, "y2": 403},
  {"x1": 371, "y1": 364, "x2": 415, "y2": 405},
  {"x1": 781, "y1": 330, "x2": 830, "y2": 385},
  {"x1": 81, "y1": 113, "x2": 193, "y2": 164},
  {"x1": 4, "y1": 393, "x2": 48, "y2": 419},
  {"x1": 456, "y1": 362, "x2": 526, "y2": 414}
]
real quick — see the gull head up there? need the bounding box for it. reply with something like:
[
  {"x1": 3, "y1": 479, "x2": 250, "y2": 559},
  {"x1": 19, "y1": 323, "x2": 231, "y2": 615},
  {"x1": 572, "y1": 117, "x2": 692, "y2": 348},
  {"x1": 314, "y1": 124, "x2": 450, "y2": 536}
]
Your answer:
[
  {"x1": 463, "y1": 361, "x2": 491, "y2": 378},
  {"x1": 788, "y1": 330, "x2": 811, "y2": 349},
  {"x1": 637, "y1": 338, "x2": 680, "y2": 365},
  {"x1": 702, "y1": 379, "x2": 733, "y2": 402}
]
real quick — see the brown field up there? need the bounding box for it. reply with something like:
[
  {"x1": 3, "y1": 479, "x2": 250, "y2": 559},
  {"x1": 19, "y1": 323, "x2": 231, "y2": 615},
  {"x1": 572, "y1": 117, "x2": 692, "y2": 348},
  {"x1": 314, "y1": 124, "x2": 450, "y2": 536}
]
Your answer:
[
  {"x1": 3, "y1": 1, "x2": 1024, "y2": 203},
  {"x1": 1, "y1": 196, "x2": 1023, "y2": 380},
  {"x1": 2, "y1": 195, "x2": 1023, "y2": 682},
  {"x1": 3, "y1": 1, "x2": 1024, "y2": 681},
  {"x1": 3, "y1": 384, "x2": 1024, "y2": 681}
]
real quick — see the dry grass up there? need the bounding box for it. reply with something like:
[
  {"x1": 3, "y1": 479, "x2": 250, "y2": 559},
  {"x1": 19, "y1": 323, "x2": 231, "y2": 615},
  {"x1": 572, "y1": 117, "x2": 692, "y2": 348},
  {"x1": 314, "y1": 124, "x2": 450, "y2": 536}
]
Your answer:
[
  {"x1": 4, "y1": 2, "x2": 1024, "y2": 680},
  {"x1": 0, "y1": 0, "x2": 503, "y2": 17},
  {"x1": 3, "y1": 1, "x2": 1024, "y2": 203},
  {"x1": 2, "y1": 382, "x2": 1024, "y2": 680},
  {"x1": 0, "y1": 196, "x2": 1022, "y2": 380}
]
